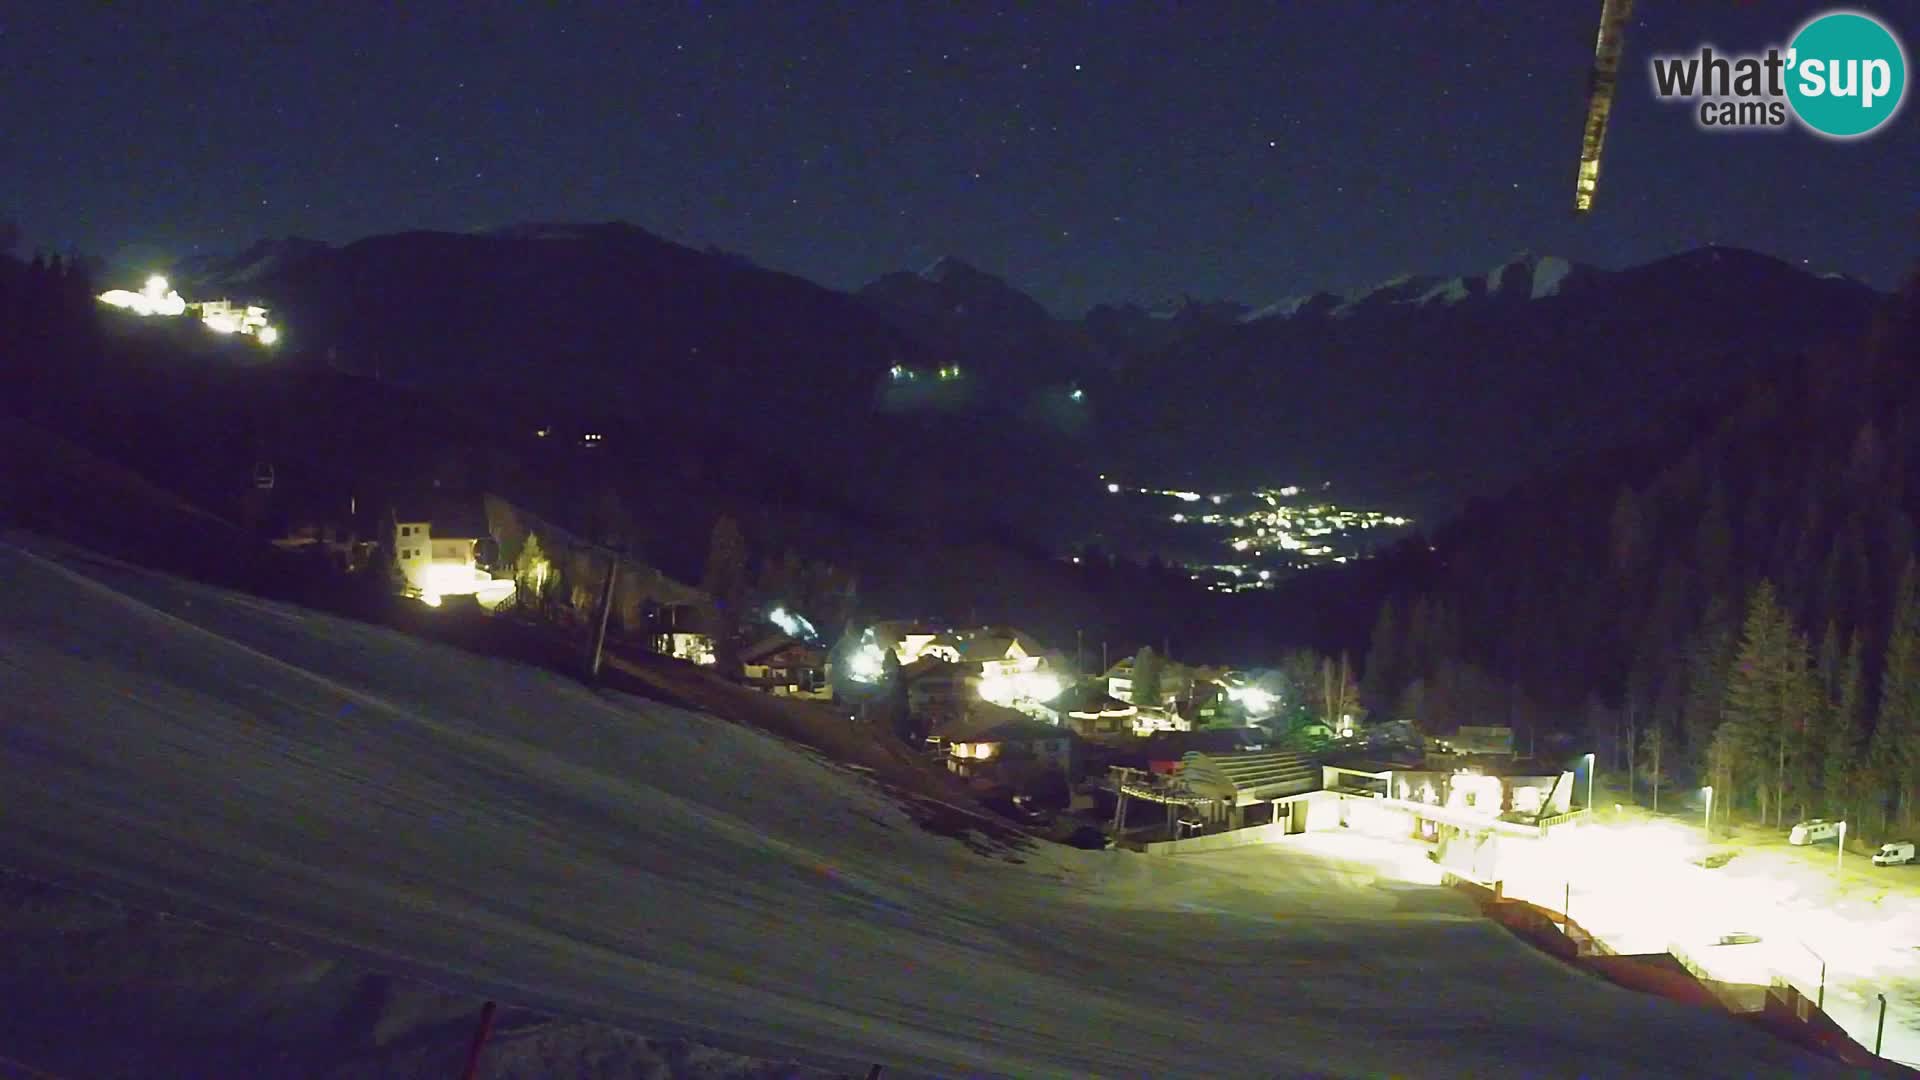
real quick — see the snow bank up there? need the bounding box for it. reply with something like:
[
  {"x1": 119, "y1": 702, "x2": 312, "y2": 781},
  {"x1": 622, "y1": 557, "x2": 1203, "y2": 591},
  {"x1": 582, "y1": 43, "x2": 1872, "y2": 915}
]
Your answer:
[{"x1": 0, "y1": 533, "x2": 1842, "y2": 1077}]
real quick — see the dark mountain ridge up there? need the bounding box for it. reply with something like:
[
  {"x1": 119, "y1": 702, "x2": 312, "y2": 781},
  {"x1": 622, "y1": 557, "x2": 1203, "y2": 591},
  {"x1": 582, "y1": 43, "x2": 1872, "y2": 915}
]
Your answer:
[{"x1": 167, "y1": 223, "x2": 1881, "y2": 542}]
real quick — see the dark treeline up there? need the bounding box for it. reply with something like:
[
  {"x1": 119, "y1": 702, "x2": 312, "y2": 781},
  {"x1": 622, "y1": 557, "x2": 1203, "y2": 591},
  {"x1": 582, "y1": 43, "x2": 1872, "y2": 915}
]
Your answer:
[
  {"x1": 0, "y1": 240, "x2": 103, "y2": 409},
  {"x1": 1361, "y1": 264, "x2": 1920, "y2": 833}
]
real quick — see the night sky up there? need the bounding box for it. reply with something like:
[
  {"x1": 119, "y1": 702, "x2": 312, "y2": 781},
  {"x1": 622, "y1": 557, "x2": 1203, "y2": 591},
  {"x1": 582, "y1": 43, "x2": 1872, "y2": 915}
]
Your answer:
[{"x1": 4, "y1": 2, "x2": 1913, "y2": 314}]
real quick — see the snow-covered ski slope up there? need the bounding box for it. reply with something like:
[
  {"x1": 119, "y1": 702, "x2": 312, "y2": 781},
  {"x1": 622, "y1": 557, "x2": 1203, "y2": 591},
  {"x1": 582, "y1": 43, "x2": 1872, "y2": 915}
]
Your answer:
[{"x1": 0, "y1": 534, "x2": 1837, "y2": 1078}]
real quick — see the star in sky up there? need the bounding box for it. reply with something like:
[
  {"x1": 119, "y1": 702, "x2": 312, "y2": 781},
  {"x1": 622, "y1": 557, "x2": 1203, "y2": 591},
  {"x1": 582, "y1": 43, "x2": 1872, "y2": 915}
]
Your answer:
[{"x1": 0, "y1": 3, "x2": 1911, "y2": 312}]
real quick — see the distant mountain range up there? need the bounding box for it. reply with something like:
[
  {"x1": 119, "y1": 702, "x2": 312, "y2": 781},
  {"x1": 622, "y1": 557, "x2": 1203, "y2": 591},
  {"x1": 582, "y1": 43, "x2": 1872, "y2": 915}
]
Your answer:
[{"x1": 170, "y1": 224, "x2": 1883, "y2": 544}]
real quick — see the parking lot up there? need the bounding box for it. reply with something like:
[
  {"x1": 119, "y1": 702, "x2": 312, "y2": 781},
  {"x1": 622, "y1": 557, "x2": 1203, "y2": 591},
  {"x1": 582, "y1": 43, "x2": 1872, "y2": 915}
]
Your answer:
[{"x1": 1207, "y1": 796, "x2": 1920, "y2": 1066}]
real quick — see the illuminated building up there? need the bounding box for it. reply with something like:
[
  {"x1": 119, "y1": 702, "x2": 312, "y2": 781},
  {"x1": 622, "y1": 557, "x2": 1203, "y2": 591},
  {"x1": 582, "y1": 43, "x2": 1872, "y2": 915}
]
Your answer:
[
  {"x1": 197, "y1": 298, "x2": 272, "y2": 337},
  {"x1": 98, "y1": 276, "x2": 281, "y2": 346},
  {"x1": 389, "y1": 495, "x2": 510, "y2": 609},
  {"x1": 742, "y1": 634, "x2": 829, "y2": 697}
]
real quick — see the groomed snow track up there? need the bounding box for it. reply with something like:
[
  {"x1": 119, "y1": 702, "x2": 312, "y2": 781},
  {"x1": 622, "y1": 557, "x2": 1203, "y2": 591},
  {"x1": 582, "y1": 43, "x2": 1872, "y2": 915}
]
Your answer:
[{"x1": 0, "y1": 533, "x2": 1844, "y2": 1077}]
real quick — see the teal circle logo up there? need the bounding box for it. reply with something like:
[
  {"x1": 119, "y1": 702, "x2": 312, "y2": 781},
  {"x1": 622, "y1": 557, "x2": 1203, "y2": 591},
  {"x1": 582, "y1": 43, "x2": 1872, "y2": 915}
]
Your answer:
[{"x1": 1786, "y1": 10, "x2": 1907, "y2": 138}]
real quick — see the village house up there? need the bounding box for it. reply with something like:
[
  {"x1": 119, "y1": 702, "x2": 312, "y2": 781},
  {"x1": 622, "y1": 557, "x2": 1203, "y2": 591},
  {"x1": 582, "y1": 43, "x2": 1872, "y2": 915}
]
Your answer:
[
  {"x1": 956, "y1": 628, "x2": 1049, "y2": 679},
  {"x1": 648, "y1": 603, "x2": 715, "y2": 666},
  {"x1": 944, "y1": 710, "x2": 1079, "y2": 795},
  {"x1": 1056, "y1": 684, "x2": 1137, "y2": 739},
  {"x1": 1103, "y1": 656, "x2": 1183, "y2": 708},
  {"x1": 267, "y1": 491, "x2": 374, "y2": 574},
  {"x1": 901, "y1": 657, "x2": 977, "y2": 735},
  {"x1": 389, "y1": 493, "x2": 509, "y2": 608},
  {"x1": 870, "y1": 619, "x2": 963, "y2": 664},
  {"x1": 742, "y1": 633, "x2": 829, "y2": 697},
  {"x1": 1130, "y1": 704, "x2": 1191, "y2": 735}
]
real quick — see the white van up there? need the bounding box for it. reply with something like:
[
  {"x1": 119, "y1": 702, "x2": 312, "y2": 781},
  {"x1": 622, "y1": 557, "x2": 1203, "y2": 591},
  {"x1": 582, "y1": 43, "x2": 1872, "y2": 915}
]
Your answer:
[
  {"x1": 1873, "y1": 841, "x2": 1915, "y2": 866},
  {"x1": 1789, "y1": 819, "x2": 1840, "y2": 845}
]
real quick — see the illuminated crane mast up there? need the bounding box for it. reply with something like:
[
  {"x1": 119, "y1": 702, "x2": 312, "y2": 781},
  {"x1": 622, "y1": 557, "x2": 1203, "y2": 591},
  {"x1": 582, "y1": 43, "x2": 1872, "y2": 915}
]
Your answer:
[{"x1": 1575, "y1": 0, "x2": 1636, "y2": 214}]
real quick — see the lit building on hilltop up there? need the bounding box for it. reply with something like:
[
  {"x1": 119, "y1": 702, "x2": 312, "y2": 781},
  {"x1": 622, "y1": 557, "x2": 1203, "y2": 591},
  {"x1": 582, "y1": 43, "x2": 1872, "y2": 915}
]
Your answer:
[
  {"x1": 97, "y1": 276, "x2": 280, "y2": 346},
  {"x1": 98, "y1": 275, "x2": 186, "y2": 317},
  {"x1": 195, "y1": 299, "x2": 272, "y2": 338}
]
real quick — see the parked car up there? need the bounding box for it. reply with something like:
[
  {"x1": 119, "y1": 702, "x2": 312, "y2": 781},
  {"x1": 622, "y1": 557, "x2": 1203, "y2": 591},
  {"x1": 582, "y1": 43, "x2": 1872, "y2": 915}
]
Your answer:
[
  {"x1": 1712, "y1": 932, "x2": 1763, "y2": 946},
  {"x1": 1872, "y1": 841, "x2": 1916, "y2": 866}
]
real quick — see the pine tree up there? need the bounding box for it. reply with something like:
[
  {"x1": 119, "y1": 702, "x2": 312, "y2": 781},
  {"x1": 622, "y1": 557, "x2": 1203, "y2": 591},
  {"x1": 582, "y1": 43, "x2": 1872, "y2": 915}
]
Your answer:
[
  {"x1": 1132, "y1": 646, "x2": 1162, "y2": 707},
  {"x1": 702, "y1": 516, "x2": 750, "y2": 678},
  {"x1": 1781, "y1": 630, "x2": 1824, "y2": 822},
  {"x1": 1638, "y1": 722, "x2": 1668, "y2": 812},
  {"x1": 1363, "y1": 599, "x2": 1402, "y2": 710},
  {"x1": 1873, "y1": 559, "x2": 1920, "y2": 827},
  {"x1": 1682, "y1": 595, "x2": 1736, "y2": 772},
  {"x1": 1720, "y1": 580, "x2": 1799, "y2": 823},
  {"x1": 883, "y1": 650, "x2": 916, "y2": 745},
  {"x1": 515, "y1": 532, "x2": 553, "y2": 615},
  {"x1": 1817, "y1": 619, "x2": 1843, "y2": 700},
  {"x1": 1825, "y1": 632, "x2": 1869, "y2": 822}
]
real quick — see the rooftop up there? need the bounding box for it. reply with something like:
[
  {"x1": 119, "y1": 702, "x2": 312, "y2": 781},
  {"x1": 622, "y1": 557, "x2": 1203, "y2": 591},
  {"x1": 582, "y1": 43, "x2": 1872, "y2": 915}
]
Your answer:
[{"x1": 391, "y1": 493, "x2": 490, "y2": 539}]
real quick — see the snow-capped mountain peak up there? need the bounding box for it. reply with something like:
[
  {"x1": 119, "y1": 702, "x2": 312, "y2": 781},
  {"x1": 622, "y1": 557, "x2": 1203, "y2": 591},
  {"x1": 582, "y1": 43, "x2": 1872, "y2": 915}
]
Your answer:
[
  {"x1": 919, "y1": 255, "x2": 989, "y2": 285},
  {"x1": 1486, "y1": 252, "x2": 1575, "y2": 299},
  {"x1": 1241, "y1": 255, "x2": 1592, "y2": 324}
]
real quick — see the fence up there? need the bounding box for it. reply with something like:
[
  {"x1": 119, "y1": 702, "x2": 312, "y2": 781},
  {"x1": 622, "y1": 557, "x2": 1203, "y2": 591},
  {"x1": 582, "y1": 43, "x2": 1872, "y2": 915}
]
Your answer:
[
  {"x1": 1144, "y1": 821, "x2": 1290, "y2": 856},
  {"x1": 1451, "y1": 875, "x2": 1917, "y2": 1073}
]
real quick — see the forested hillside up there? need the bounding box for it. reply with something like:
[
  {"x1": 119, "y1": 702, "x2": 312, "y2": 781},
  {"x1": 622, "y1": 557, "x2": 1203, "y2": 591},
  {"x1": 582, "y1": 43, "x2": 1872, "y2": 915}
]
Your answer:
[{"x1": 1364, "y1": 262, "x2": 1920, "y2": 834}]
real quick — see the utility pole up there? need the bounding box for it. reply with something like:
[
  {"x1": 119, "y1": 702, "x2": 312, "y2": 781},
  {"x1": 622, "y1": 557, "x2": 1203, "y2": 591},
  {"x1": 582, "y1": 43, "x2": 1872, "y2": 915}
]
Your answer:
[
  {"x1": 587, "y1": 545, "x2": 622, "y2": 682},
  {"x1": 1876, "y1": 993, "x2": 1887, "y2": 1055},
  {"x1": 460, "y1": 1001, "x2": 498, "y2": 1080},
  {"x1": 1111, "y1": 767, "x2": 1132, "y2": 833}
]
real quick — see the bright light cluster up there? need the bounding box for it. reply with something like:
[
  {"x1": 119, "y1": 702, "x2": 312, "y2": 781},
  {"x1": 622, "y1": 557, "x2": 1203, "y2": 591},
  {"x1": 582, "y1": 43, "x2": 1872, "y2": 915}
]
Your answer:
[
  {"x1": 98, "y1": 276, "x2": 187, "y2": 317},
  {"x1": 1225, "y1": 685, "x2": 1276, "y2": 715},
  {"x1": 886, "y1": 364, "x2": 969, "y2": 383},
  {"x1": 978, "y1": 670, "x2": 1062, "y2": 707},
  {"x1": 770, "y1": 606, "x2": 818, "y2": 641},
  {"x1": 845, "y1": 629, "x2": 888, "y2": 683},
  {"x1": 1104, "y1": 476, "x2": 1416, "y2": 590},
  {"x1": 98, "y1": 276, "x2": 281, "y2": 347},
  {"x1": 417, "y1": 562, "x2": 513, "y2": 609}
]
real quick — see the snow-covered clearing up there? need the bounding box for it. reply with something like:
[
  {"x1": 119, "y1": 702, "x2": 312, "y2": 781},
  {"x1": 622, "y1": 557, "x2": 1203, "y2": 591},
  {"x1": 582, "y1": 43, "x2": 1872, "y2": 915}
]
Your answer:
[
  {"x1": 0, "y1": 534, "x2": 1842, "y2": 1077},
  {"x1": 1501, "y1": 802, "x2": 1920, "y2": 1067}
]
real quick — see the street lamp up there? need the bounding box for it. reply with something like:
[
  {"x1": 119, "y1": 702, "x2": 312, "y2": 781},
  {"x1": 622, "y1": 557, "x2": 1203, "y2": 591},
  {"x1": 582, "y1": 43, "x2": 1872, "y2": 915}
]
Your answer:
[
  {"x1": 1837, "y1": 820, "x2": 1847, "y2": 871},
  {"x1": 1702, "y1": 785, "x2": 1714, "y2": 838},
  {"x1": 1584, "y1": 753, "x2": 1596, "y2": 811}
]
